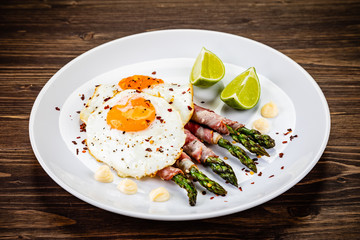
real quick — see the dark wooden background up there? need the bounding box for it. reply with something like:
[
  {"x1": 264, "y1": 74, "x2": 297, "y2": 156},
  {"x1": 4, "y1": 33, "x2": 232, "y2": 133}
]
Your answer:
[{"x1": 1, "y1": 0, "x2": 359, "y2": 239}]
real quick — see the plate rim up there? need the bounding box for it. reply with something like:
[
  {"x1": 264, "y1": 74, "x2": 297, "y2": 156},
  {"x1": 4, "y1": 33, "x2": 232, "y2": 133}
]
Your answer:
[{"x1": 29, "y1": 29, "x2": 331, "y2": 221}]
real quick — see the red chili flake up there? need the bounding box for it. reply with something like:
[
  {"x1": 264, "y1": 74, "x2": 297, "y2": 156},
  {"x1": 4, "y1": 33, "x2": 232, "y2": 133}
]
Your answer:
[
  {"x1": 167, "y1": 108, "x2": 172, "y2": 112},
  {"x1": 239, "y1": 187, "x2": 242, "y2": 191},
  {"x1": 258, "y1": 172, "x2": 262, "y2": 176},
  {"x1": 82, "y1": 150, "x2": 86, "y2": 153},
  {"x1": 269, "y1": 175, "x2": 275, "y2": 178},
  {"x1": 156, "y1": 116, "x2": 165, "y2": 123},
  {"x1": 72, "y1": 141, "x2": 77, "y2": 145},
  {"x1": 81, "y1": 94, "x2": 85, "y2": 101},
  {"x1": 169, "y1": 101, "x2": 173, "y2": 104},
  {"x1": 104, "y1": 97, "x2": 111, "y2": 102},
  {"x1": 284, "y1": 129, "x2": 292, "y2": 135},
  {"x1": 145, "y1": 148, "x2": 152, "y2": 152},
  {"x1": 241, "y1": 168, "x2": 245, "y2": 171},
  {"x1": 290, "y1": 135, "x2": 298, "y2": 141},
  {"x1": 182, "y1": 91, "x2": 186, "y2": 94},
  {"x1": 80, "y1": 123, "x2": 86, "y2": 132},
  {"x1": 251, "y1": 182, "x2": 255, "y2": 184},
  {"x1": 282, "y1": 141, "x2": 288, "y2": 144},
  {"x1": 135, "y1": 90, "x2": 141, "y2": 93},
  {"x1": 81, "y1": 139, "x2": 86, "y2": 145},
  {"x1": 83, "y1": 147, "x2": 88, "y2": 150},
  {"x1": 169, "y1": 88, "x2": 173, "y2": 91},
  {"x1": 76, "y1": 149, "x2": 79, "y2": 155},
  {"x1": 76, "y1": 111, "x2": 80, "y2": 114},
  {"x1": 281, "y1": 166, "x2": 284, "y2": 170},
  {"x1": 245, "y1": 169, "x2": 250, "y2": 173},
  {"x1": 224, "y1": 200, "x2": 228, "y2": 202},
  {"x1": 187, "y1": 106, "x2": 193, "y2": 111},
  {"x1": 76, "y1": 136, "x2": 81, "y2": 139},
  {"x1": 276, "y1": 132, "x2": 279, "y2": 134},
  {"x1": 152, "y1": 71, "x2": 156, "y2": 75},
  {"x1": 95, "y1": 84, "x2": 100, "y2": 87},
  {"x1": 55, "y1": 107, "x2": 60, "y2": 111},
  {"x1": 210, "y1": 197, "x2": 214, "y2": 200},
  {"x1": 104, "y1": 105, "x2": 110, "y2": 109},
  {"x1": 279, "y1": 153, "x2": 284, "y2": 158}
]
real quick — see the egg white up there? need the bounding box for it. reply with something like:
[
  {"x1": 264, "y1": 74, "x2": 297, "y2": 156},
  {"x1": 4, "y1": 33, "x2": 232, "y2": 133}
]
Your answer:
[
  {"x1": 86, "y1": 90, "x2": 186, "y2": 179},
  {"x1": 80, "y1": 82, "x2": 193, "y2": 125}
]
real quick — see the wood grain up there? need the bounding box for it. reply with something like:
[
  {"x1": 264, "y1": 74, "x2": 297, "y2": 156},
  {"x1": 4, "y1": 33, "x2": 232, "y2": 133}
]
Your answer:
[{"x1": 0, "y1": 0, "x2": 359, "y2": 239}]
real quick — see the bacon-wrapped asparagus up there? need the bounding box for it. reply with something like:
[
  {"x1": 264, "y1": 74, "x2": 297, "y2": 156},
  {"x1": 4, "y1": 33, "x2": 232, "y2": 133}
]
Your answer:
[
  {"x1": 192, "y1": 104, "x2": 273, "y2": 156},
  {"x1": 157, "y1": 166, "x2": 197, "y2": 206},
  {"x1": 185, "y1": 122, "x2": 257, "y2": 173},
  {"x1": 183, "y1": 129, "x2": 238, "y2": 187},
  {"x1": 192, "y1": 104, "x2": 243, "y2": 134},
  {"x1": 176, "y1": 152, "x2": 227, "y2": 196}
]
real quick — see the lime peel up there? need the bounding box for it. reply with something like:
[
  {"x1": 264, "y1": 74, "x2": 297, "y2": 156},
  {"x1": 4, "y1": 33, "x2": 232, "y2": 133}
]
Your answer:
[
  {"x1": 190, "y1": 47, "x2": 225, "y2": 88},
  {"x1": 220, "y1": 67, "x2": 261, "y2": 110}
]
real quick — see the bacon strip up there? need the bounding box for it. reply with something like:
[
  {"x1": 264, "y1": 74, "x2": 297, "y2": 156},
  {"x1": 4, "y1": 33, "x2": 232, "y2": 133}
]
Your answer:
[
  {"x1": 185, "y1": 121, "x2": 222, "y2": 144},
  {"x1": 176, "y1": 152, "x2": 197, "y2": 173},
  {"x1": 183, "y1": 129, "x2": 218, "y2": 163},
  {"x1": 191, "y1": 104, "x2": 244, "y2": 134},
  {"x1": 157, "y1": 166, "x2": 183, "y2": 181}
]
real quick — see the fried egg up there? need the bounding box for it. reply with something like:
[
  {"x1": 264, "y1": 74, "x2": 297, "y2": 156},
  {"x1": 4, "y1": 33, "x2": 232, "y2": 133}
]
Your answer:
[
  {"x1": 86, "y1": 89, "x2": 186, "y2": 179},
  {"x1": 80, "y1": 75, "x2": 193, "y2": 125}
]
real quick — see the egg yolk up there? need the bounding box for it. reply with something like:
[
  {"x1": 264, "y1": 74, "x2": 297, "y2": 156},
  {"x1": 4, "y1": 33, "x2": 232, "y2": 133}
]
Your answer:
[
  {"x1": 107, "y1": 97, "x2": 156, "y2": 132},
  {"x1": 118, "y1": 75, "x2": 164, "y2": 90}
]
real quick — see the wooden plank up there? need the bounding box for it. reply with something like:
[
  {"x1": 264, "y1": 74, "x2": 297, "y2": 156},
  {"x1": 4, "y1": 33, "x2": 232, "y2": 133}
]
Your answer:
[{"x1": 0, "y1": 0, "x2": 359, "y2": 239}]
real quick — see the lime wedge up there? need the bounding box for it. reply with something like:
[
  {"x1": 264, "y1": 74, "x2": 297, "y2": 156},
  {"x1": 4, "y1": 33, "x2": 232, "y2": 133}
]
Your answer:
[
  {"x1": 190, "y1": 47, "x2": 225, "y2": 88},
  {"x1": 220, "y1": 67, "x2": 260, "y2": 110}
]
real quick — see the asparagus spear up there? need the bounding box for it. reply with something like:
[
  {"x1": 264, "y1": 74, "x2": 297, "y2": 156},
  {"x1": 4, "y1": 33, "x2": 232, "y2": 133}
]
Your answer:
[
  {"x1": 204, "y1": 157, "x2": 238, "y2": 187},
  {"x1": 172, "y1": 173, "x2": 197, "y2": 206},
  {"x1": 185, "y1": 121, "x2": 257, "y2": 173},
  {"x1": 183, "y1": 129, "x2": 238, "y2": 187},
  {"x1": 237, "y1": 127, "x2": 275, "y2": 149},
  {"x1": 227, "y1": 125, "x2": 270, "y2": 157},
  {"x1": 177, "y1": 152, "x2": 227, "y2": 196},
  {"x1": 189, "y1": 166, "x2": 227, "y2": 196},
  {"x1": 217, "y1": 138, "x2": 257, "y2": 173}
]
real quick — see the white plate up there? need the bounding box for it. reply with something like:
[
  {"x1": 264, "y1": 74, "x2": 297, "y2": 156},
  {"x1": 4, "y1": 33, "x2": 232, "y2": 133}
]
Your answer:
[{"x1": 29, "y1": 29, "x2": 330, "y2": 221}]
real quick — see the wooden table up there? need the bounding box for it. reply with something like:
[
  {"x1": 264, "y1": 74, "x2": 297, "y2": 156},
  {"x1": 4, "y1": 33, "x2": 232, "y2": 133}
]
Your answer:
[{"x1": 1, "y1": 0, "x2": 359, "y2": 239}]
